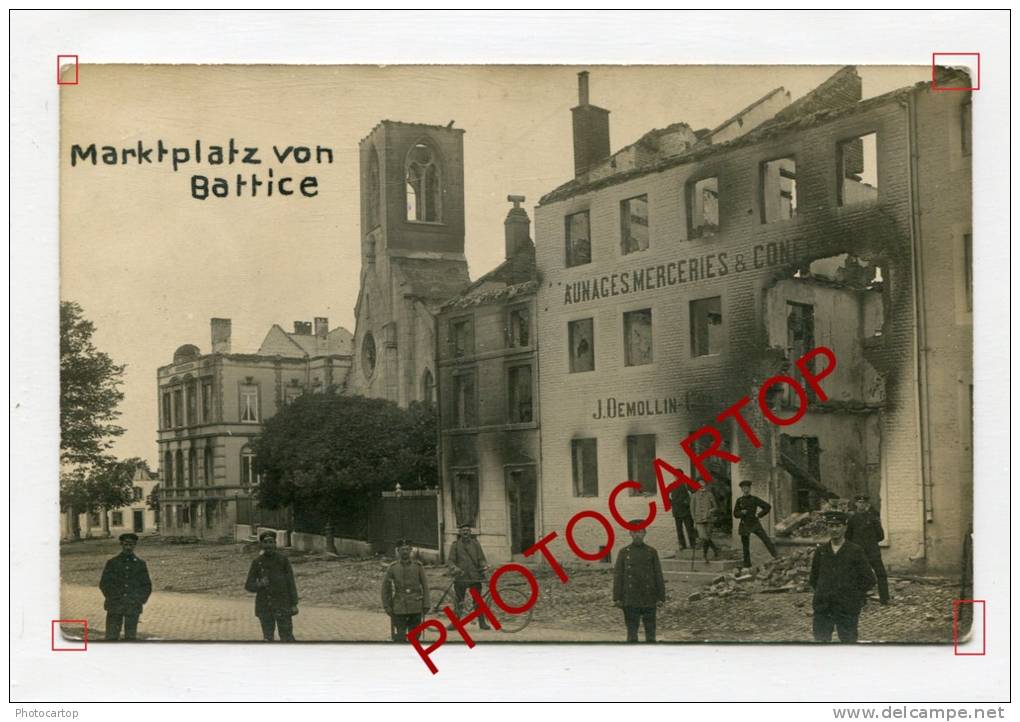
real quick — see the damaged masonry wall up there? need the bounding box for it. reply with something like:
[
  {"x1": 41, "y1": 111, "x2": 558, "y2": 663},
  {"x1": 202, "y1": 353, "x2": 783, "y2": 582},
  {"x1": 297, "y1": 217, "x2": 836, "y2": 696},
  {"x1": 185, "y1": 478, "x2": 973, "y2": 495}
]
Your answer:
[{"x1": 534, "y1": 75, "x2": 971, "y2": 573}]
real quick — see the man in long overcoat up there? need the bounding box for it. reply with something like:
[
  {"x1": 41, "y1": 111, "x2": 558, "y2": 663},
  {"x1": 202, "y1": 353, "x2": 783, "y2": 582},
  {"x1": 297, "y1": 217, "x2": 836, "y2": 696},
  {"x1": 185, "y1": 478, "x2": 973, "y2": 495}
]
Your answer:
[
  {"x1": 448, "y1": 524, "x2": 490, "y2": 629},
  {"x1": 846, "y1": 495, "x2": 889, "y2": 604},
  {"x1": 669, "y1": 485, "x2": 697, "y2": 553},
  {"x1": 99, "y1": 532, "x2": 152, "y2": 641},
  {"x1": 613, "y1": 524, "x2": 666, "y2": 643},
  {"x1": 810, "y1": 511, "x2": 877, "y2": 643},
  {"x1": 245, "y1": 531, "x2": 299, "y2": 641},
  {"x1": 383, "y1": 538, "x2": 431, "y2": 642}
]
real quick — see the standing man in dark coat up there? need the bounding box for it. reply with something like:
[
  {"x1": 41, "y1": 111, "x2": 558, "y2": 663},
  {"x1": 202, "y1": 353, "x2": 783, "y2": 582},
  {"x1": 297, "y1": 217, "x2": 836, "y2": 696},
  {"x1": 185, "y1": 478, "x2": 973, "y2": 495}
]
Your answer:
[
  {"x1": 447, "y1": 524, "x2": 490, "y2": 630},
  {"x1": 613, "y1": 522, "x2": 666, "y2": 643},
  {"x1": 245, "y1": 531, "x2": 299, "y2": 641},
  {"x1": 810, "y1": 511, "x2": 877, "y2": 643},
  {"x1": 846, "y1": 495, "x2": 889, "y2": 605},
  {"x1": 383, "y1": 538, "x2": 430, "y2": 642},
  {"x1": 732, "y1": 480, "x2": 779, "y2": 570},
  {"x1": 669, "y1": 485, "x2": 697, "y2": 553},
  {"x1": 99, "y1": 532, "x2": 152, "y2": 641}
]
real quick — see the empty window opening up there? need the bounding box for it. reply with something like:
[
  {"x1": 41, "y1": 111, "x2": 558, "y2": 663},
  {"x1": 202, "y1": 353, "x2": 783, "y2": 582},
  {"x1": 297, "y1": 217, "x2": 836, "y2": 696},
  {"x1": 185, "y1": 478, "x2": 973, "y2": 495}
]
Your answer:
[
  {"x1": 406, "y1": 142, "x2": 441, "y2": 222},
  {"x1": 688, "y1": 177, "x2": 719, "y2": 239},
  {"x1": 761, "y1": 157, "x2": 797, "y2": 223},
  {"x1": 568, "y1": 318, "x2": 595, "y2": 373},
  {"x1": 571, "y1": 438, "x2": 599, "y2": 497},
  {"x1": 507, "y1": 365, "x2": 533, "y2": 423},
  {"x1": 620, "y1": 195, "x2": 650, "y2": 254},
  {"x1": 838, "y1": 132, "x2": 878, "y2": 206},
  {"x1": 507, "y1": 306, "x2": 530, "y2": 347},
  {"x1": 565, "y1": 211, "x2": 591, "y2": 267},
  {"x1": 623, "y1": 308, "x2": 653, "y2": 366},
  {"x1": 453, "y1": 372, "x2": 477, "y2": 428},
  {"x1": 627, "y1": 434, "x2": 657, "y2": 495},
  {"x1": 690, "y1": 297, "x2": 723, "y2": 357}
]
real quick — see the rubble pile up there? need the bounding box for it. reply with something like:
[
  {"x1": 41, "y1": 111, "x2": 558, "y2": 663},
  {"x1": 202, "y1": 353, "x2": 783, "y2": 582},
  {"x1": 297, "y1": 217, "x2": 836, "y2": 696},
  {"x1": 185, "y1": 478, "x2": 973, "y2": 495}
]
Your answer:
[{"x1": 688, "y1": 548, "x2": 816, "y2": 602}]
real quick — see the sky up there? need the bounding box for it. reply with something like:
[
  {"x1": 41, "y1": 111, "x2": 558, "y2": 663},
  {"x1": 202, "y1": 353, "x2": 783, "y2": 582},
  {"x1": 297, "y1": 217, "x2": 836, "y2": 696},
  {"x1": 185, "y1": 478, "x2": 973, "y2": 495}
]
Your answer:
[{"x1": 60, "y1": 64, "x2": 930, "y2": 466}]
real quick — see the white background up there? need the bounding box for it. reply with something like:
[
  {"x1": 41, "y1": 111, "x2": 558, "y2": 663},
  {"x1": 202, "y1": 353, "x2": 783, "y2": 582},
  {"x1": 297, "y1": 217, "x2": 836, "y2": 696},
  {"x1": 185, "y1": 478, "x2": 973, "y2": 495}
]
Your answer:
[{"x1": 8, "y1": 9, "x2": 1012, "y2": 710}]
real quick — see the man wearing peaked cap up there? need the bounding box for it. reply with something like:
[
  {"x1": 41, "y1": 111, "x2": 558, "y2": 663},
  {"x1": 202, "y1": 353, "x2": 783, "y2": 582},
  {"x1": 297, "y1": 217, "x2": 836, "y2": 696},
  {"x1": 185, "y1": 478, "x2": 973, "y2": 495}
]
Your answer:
[
  {"x1": 809, "y1": 510, "x2": 877, "y2": 643},
  {"x1": 732, "y1": 480, "x2": 779, "y2": 570},
  {"x1": 382, "y1": 538, "x2": 430, "y2": 642},
  {"x1": 99, "y1": 532, "x2": 152, "y2": 640},
  {"x1": 245, "y1": 530, "x2": 299, "y2": 641},
  {"x1": 846, "y1": 494, "x2": 890, "y2": 604},
  {"x1": 612, "y1": 520, "x2": 666, "y2": 643}
]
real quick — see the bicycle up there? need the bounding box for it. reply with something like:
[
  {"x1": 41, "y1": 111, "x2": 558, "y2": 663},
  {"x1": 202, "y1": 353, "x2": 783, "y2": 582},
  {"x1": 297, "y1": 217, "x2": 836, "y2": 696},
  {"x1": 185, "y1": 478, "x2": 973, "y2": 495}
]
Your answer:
[{"x1": 416, "y1": 573, "x2": 534, "y2": 643}]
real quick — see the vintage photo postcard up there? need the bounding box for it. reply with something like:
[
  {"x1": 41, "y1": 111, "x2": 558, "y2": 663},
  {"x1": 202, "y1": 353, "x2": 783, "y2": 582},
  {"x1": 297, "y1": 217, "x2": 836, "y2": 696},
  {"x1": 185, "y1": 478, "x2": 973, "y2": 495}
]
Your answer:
[{"x1": 58, "y1": 63, "x2": 974, "y2": 665}]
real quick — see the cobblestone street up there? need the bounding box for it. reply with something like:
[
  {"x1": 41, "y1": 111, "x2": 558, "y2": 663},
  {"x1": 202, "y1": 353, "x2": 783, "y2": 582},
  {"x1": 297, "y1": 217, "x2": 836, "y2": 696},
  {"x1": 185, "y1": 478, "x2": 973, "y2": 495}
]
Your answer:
[{"x1": 61, "y1": 537, "x2": 959, "y2": 644}]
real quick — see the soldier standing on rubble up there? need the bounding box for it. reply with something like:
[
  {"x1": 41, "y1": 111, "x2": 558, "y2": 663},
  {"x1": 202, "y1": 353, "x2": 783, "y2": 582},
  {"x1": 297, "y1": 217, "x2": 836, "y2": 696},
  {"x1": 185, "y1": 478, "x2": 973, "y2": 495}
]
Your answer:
[
  {"x1": 810, "y1": 511, "x2": 876, "y2": 643},
  {"x1": 733, "y1": 480, "x2": 779, "y2": 570},
  {"x1": 846, "y1": 494, "x2": 890, "y2": 605}
]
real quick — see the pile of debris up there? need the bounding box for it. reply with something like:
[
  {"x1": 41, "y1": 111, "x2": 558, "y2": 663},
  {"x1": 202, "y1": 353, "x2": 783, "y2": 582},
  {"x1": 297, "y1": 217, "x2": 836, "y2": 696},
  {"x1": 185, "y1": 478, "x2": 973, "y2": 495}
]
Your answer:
[
  {"x1": 688, "y1": 548, "x2": 816, "y2": 602},
  {"x1": 776, "y1": 500, "x2": 854, "y2": 539}
]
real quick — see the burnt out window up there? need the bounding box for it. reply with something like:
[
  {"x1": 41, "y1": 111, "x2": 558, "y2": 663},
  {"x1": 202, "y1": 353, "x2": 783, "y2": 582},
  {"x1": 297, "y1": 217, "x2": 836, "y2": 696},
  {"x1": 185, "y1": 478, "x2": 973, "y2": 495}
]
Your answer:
[
  {"x1": 162, "y1": 391, "x2": 172, "y2": 429},
  {"x1": 507, "y1": 365, "x2": 533, "y2": 424},
  {"x1": 620, "y1": 195, "x2": 649, "y2": 254},
  {"x1": 571, "y1": 438, "x2": 598, "y2": 497},
  {"x1": 201, "y1": 379, "x2": 213, "y2": 422},
  {"x1": 568, "y1": 318, "x2": 595, "y2": 373},
  {"x1": 623, "y1": 309, "x2": 653, "y2": 366},
  {"x1": 453, "y1": 371, "x2": 477, "y2": 428},
  {"x1": 690, "y1": 296, "x2": 723, "y2": 357},
  {"x1": 452, "y1": 470, "x2": 479, "y2": 527},
  {"x1": 565, "y1": 211, "x2": 591, "y2": 267},
  {"x1": 688, "y1": 177, "x2": 719, "y2": 239},
  {"x1": 450, "y1": 317, "x2": 474, "y2": 358},
  {"x1": 507, "y1": 306, "x2": 530, "y2": 347},
  {"x1": 172, "y1": 388, "x2": 183, "y2": 428},
  {"x1": 838, "y1": 133, "x2": 878, "y2": 206},
  {"x1": 761, "y1": 157, "x2": 797, "y2": 223},
  {"x1": 627, "y1": 434, "x2": 657, "y2": 494},
  {"x1": 186, "y1": 382, "x2": 197, "y2": 425}
]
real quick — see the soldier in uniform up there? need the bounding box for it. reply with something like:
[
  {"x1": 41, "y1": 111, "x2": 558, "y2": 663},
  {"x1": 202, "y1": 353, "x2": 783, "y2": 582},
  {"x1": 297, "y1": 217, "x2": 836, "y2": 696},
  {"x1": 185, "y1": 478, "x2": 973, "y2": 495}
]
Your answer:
[
  {"x1": 612, "y1": 522, "x2": 666, "y2": 643},
  {"x1": 691, "y1": 483, "x2": 719, "y2": 562},
  {"x1": 732, "y1": 480, "x2": 779, "y2": 569},
  {"x1": 846, "y1": 494, "x2": 889, "y2": 604},
  {"x1": 669, "y1": 484, "x2": 697, "y2": 553},
  {"x1": 810, "y1": 511, "x2": 877, "y2": 643},
  {"x1": 244, "y1": 530, "x2": 299, "y2": 641},
  {"x1": 99, "y1": 532, "x2": 152, "y2": 641},
  {"x1": 382, "y1": 538, "x2": 430, "y2": 642},
  {"x1": 447, "y1": 523, "x2": 491, "y2": 630}
]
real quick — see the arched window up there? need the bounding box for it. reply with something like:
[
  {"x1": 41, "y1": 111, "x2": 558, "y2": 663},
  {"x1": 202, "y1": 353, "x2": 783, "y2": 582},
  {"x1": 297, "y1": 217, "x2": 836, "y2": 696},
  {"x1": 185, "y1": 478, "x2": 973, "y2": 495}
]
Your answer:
[
  {"x1": 422, "y1": 369, "x2": 435, "y2": 406},
  {"x1": 240, "y1": 445, "x2": 256, "y2": 488},
  {"x1": 405, "y1": 141, "x2": 442, "y2": 222},
  {"x1": 367, "y1": 146, "x2": 381, "y2": 228},
  {"x1": 174, "y1": 450, "x2": 184, "y2": 488},
  {"x1": 188, "y1": 448, "x2": 197, "y2": 487},
  {"x1": 164, "y1": 451, "x2": 173, "y2": 486}
]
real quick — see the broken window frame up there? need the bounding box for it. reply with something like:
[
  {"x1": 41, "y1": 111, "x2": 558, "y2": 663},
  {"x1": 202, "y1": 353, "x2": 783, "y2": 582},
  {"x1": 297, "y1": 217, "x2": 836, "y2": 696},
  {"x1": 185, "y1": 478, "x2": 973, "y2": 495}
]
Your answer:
[
  {"x1": 405, "y1": 141, "x2": 442, "y2": 223},
  {"x1": 568, "y1": 317, "x2": 596, "y2": 373},
  {"x1": 452, "y1": 369, "x2": 478, "y2": 429},
  {"x1": 690, "y1": 296, "x2": 724, "y2": 358},
  {"x1": 506, "y1": 363, "x2": 534, "y2": 424},
  {"x1": 623, "y1": 308, "x2": 654, "y2": 367},
  {"x1": 687, "y1": 176, "x2": 720, "y2": 239},
  {"x1": 626, "y1": 434, "x2": 657, "y2": 495},
  {"x1": 506, "y1": 304, "x2": 530, "y2": 348},
  {"x1": 836, "y1": 131, "x2": 879, "y2": 207},
  {"x1": 759, "y1": 156, "x2": 798, "y2": 223},
  {"x1": 619, "y1": 194, "x2": 650, "y2": 255},
  {"x1": 451, "y1": 468, "x2": 480, "y2": 528},
  {"x1": 449, "y1": 315, "x2": 474, "y2": 359},
  {"x1": 565, "y1": 210, "x2": 592, "y2": 268},
  {"x1": 571, "y1": 438, "x2": 599, "y2": 497}
]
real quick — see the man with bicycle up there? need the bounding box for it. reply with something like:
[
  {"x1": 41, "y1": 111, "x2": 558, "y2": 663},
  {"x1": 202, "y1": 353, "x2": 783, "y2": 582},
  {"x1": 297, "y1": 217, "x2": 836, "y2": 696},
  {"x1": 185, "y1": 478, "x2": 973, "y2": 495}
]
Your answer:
[{"x1": 447, "y1": 524, "x2": 491, "y2": 630}]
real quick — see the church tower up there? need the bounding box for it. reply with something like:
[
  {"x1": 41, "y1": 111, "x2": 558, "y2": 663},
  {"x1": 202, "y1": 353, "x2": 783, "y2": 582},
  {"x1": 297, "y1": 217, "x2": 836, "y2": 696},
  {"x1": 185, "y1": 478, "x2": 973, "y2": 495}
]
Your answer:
[{"x1": 347, "y1": 121, "x2": 471, "y2": 406}]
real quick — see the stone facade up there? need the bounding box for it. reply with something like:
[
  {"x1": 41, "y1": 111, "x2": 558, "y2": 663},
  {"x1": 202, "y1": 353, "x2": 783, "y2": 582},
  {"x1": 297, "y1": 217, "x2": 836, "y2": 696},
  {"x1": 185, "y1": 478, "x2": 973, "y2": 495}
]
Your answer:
[{"x1": 156, "y1": 317, "x2": 352, "y2": 539}]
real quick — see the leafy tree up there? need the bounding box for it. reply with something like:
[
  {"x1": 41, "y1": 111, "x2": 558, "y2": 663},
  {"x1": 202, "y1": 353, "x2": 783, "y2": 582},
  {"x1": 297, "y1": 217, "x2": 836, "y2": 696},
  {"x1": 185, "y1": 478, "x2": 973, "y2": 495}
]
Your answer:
[
  {"x1": 61, "y1": 457, "x2": 144, "y2": 537},
  {"x1": 252, "y1": 392, "x2": 438, "y2": 550},
  {"x1": 60, "y1": 301, "x2": 127, "y2": 537}
]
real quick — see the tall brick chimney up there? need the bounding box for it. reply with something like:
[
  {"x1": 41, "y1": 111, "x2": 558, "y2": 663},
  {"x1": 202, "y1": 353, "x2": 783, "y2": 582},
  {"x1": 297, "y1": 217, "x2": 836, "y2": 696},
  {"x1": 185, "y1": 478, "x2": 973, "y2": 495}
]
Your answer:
[
  {"x1": 571, "y1": 71, "x2": 611, "y2": 178},
  {"x1": 314, "y1": 317, "x2": 329, "y2": 339},
  {"x1": 504, "y1": 195, "x2": 533, "y2": 259},
  {"x1": 211, "y1": 318, "x2": 231, "y2": 354}
]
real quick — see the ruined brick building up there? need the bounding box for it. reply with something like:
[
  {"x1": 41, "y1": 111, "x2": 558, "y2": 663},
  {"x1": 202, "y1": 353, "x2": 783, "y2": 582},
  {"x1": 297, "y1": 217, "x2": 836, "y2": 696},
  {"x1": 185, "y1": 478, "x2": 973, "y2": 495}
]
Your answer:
[{"x1": 532, "y1": 67, "x2": 971, "y2": 572}]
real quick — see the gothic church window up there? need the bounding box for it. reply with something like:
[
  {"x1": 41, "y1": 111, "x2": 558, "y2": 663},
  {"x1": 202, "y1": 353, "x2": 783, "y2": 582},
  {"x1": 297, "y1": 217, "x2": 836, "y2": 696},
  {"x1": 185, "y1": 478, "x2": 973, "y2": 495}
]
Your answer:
[
  {"x1": 362, "y1": 333, "x2": 377, "y2": 378},
  {"x1": 406, "y1": 142, "x2": 441, "y2": 222}
]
